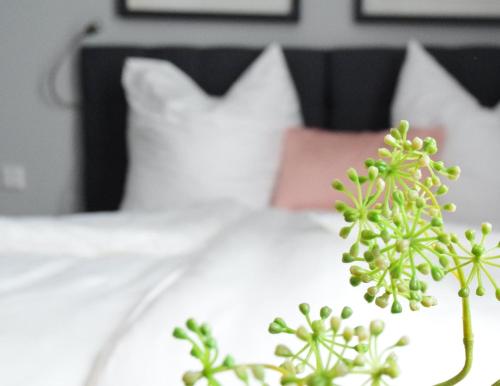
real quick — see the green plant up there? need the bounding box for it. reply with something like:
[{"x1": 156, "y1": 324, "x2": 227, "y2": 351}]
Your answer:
[
  {"x1": 173, "y1": 304, "x2": 408, "y2": 385},
  {"x1": 332, "y1": 121, "x2": 499, "y2": 385},
  {"x1": 175, "y1": 121, "x2": 499, "y2": 385}
]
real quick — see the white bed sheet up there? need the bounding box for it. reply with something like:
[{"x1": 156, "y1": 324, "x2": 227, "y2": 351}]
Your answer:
[{"x1": 0, "y1": 201, "x2": 498, "y2": 386}]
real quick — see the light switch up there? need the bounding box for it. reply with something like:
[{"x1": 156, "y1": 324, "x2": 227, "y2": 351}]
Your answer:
[{"x1": 1, "y1": 164, "x2": 27, "y2": 191}]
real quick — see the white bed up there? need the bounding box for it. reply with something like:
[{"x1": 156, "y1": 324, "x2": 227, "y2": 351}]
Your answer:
[{"x1": 1, "y1": 201, "x2": 498, "y2": 386}]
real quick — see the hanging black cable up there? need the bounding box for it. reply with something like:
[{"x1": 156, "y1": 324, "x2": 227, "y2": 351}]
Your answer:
[{"x1": 43, "y1": 21, "x2": 101, "y2": 109}]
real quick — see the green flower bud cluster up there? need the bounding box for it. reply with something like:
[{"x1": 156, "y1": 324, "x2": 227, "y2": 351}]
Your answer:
[
  {"x1": 174, "y1": 304, "x2": 407, "y2": 386},
  {"x1": 445, "y1": 223, "x2": 500, "y2": 301},
  {"x1": 333, "y1": 121, "x2": 474, "y2": 312}
]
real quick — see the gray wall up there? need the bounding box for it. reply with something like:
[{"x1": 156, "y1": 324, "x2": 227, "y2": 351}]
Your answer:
[{"x1": 1, "y1": 0, "x2": 500, "y2": 215}]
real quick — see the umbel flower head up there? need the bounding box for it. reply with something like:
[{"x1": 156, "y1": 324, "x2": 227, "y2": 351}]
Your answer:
[
  {"x1": 173, "y1": 304, "x2": 407, "y2": 386},
  {"x1": 333, "y1": 120, "x2": 499, "y2": 313}
]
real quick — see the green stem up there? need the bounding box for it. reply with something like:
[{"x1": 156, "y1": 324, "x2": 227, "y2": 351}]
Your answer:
[{"x1": 434, "y1": 253, "x2": 474, "y2": 386}]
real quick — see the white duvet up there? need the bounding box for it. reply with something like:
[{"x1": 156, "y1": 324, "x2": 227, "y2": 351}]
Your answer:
[{"x1": 0, "y1": 201, "x2": 498, "y2": 386}]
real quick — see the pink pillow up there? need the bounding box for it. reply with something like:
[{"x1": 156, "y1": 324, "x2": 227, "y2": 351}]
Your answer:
[{"x1": 272, "y1": 128, "x2": 445, "y2": 210}]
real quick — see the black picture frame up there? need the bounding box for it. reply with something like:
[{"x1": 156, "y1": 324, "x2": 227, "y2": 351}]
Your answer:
[
  {"x1": 118, "y1": 0, "x2": 300, "y2": 22},
  {"x1": 355, "y1": 0, "x2": 500, "y2": 24}
]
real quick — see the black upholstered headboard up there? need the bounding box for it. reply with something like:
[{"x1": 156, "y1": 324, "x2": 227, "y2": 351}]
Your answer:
[{"x1": 80, "y1": 45, "x2": 500, "y2": 212}]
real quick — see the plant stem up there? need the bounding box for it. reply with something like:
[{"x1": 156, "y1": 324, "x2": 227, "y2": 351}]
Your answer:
[{"x1": 434, "y1": 258, "x2": 474, "y2": 386}]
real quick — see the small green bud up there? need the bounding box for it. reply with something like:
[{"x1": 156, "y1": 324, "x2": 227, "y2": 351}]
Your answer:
[
  {"x1": 496, "y1": 288, "x2": 500, "y2": 301},
  {"x1": 412, "y1": 137, "x2": 423, "y2": 150},
  {"x1": 182, "y1": 371, "x2": 201, "y2": 386},
  {"x1": 186, "y1": 318, "x2": 198, "y2": 332},
  {"x1": 368, "y1": 166, "x2": 379, "y2": 180},
  {"x1": 376, "y1": 178, "x2": 386, "y2": 192},
  {"x1": 320, "y1": 306, "x2": 332, "y2": 319},
  {"x1": 350, "y1": 276, "x2": 361, "y2": 286},
  {"x1": 458, "y1": 287, "x2": 470, "y2": 298},
  {"x1": 330, "y1": 316, "x2": 341, "y2": 332},
  {"x1": 392, "y1": 190, "x2": 404, "y2": 205},
  {"x1": 334, "y1": 200, "x2": 348, "y2": 212},
  {"x1": 431, "y1": 217, "x2": 443, "y2": 227},
  {"x1": 361, "y1": 229, "x2": 378, "y2": 241},
  {"x1": 443, "y1": 203, "x2": 456, "y2": 212},
  {"x1": 367, "y1": 286, "x2": 379, "y2": 297},
  {"x1": 355, "y1": 343, "x2": 369, "y2": 353},
  {"x1": 365, "y1": 158, "x2": 376, "y2": 167},
  {"x1": 391, "y1": 300, "x2": 402, "y2": 314},
  {"x1": 384, "y1": 134, "x2": 398, "y2": 147},
  {"x1": 378, "y1": 147, "x2": 392, "y2": 158},
  {"x1": 344, "y1": 209, "x2": 359, "y2": 223},
  {"x1": 204, "y1": 337, "x2": 216, "y2": 349},
  {"x1": 396, "y1": 336, "x2": 410, "y2": 347},
  {"x1": 350, "y1": 243, "x2": 360, "y2": 257},
  {"x1": 200, "y1": 323, "x2": 211, "y2": 336},
  {"x1": 275, "y1": 318, "x2": 288, "y2": 328},
  {"x1": 423, "y1": 137, "x2": 438, "y2": 155},
  {"x1": 465, "y1": 229, "x2": 476, "y2": 242},
  {"x1": 223, "y1": 355, "x2": 235, "y2": 367},
  {"x1": 299, "y1": 303, "x2": 310, "y2": 316},
  {"x1": 268, "y1": 322, "x2": 283, "y2": 334},
  {"x1": 355, "y1": 325, "x2": 369, "y2": 341},
  {"x1": 431, "y1": 266, "x2": 444, "y2": 281},
  {"x1": 410, "y1": 301, "x2": 420, "y2": 311},
  {"x1": 437, "y1": 233, "x2": 451, "y2": 245},
  {"x1": 235, "y1": 366, "x2": 248, "y2": 382},
  {"x1": 354, "y1": 354, "x2": 366, "y2": 367},
  {"x1": 476, "y1": 286, "x2": 486, "y2": 296},
  {"x1": 390, "y1": 264, "x2": 403, "y2": 279},
  {"x1": 472, "y1": 244, "x2": 485, "y2": 257},
  {"x1": 375, "y1": 295, "x2": 389, "y2": 308},
  {"x1": 367, "y1": 210, "x2": 380, "y2": 223},
  {"x1": 332, "y1": 179, "x2": 345, "y2": 191},
  {"x1": 410, "y1": 276, "x2": 419, "y2": 291},
  {"x1": 364, "y1": 250, "x2": 375, "y2": 262},
  {"x1": 416, "y1": 197, "x2": 425, "y2": 209},
  {"x1": 339, "y1": 226, "x2": 352, "y2": 239},
  {"x1": 380, "y1": 229, "x2": 391, "y2": 243},
  {"x1": 347, "y1": 168, "x2": 359, "y2": 182},
  {"x1": 436, "y1": 185, "x2": 448, "y2": 196},
  {"x1": 410, "y1": 291, "x2": 422, "y2": 302},
  {"x1": 331, "y1": 361, "x2": 349, "y2": 377},
  {"x1": 341, "y1": 306, "x2": 353, "y2": 319},
  {"x1": 447, "y1": 166, "x2": 461, "y2": 180},
  {"x1": 398, "y1": 120, "x2": 410, "y2": 137},
  {"x1": 350, "y1": 265, "x2": 364, "y2": 276},
  {"x1": 433, "y1": 160, "x2": 444, "y2": 171},
  {"x1": 251, "y1": 366, "x2": 265, "y2": 381},
  {"x1": 450, "y1": 233, "x2": 459, "y2": 244},
  {"x1": 364, "y1": 292, "x2": 375, "y2": 303},
  {"x1": 396, "y1": 240, "x2": 409, "y2": 253},
  {"x1": 370, "y1": 320, "x2": 385, "y2": 336},
  {"x1": 343, "y1": 327, "x2": 353, "y2": 342},
  {"x1": 296, "y1": 326, "x2": 311, "y2": 341},
  {"x1": 422, "y1": 296, "x2": 437, "y2": 307},
  {"x1": 173, "y1": 327, "x2": 188, "y2": 340},
  {"x1": 275, "y1": 344, "x2": 293, "y2": 357},
  {"x1": 433, "y1": 243, "x2": 446, "y2": 254},
  {"x1": 439, "y1": 255, "x2": 450, "y2": 268},
  {"x1": 390, "y1": 127, "x2": 401, "y2": 139},
  {"x1": 190, "y1": 346, "x2": 203, "y2": 359},
  {"x1": 374, "y1": 257, "x2": 389, "y2": 270},
  {"x1": 481, "y1": 222, "x2": 492, "y2": 235},
  {"x1": 420, "y1": 280, "x2": 428, "y2": 292},
  {"x1": 342, "y1": 253, "x2": 355, "y2": 263}
]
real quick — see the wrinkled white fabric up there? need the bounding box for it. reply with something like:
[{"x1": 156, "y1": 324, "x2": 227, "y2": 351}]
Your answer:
[{"x1": 0, "y1": 203, "x2": 498, "y2": 386}]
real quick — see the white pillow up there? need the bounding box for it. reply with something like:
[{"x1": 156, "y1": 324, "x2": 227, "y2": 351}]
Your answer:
[
  {"x1": 391, "y1": 41, "x2": 500, "y2": 225},
  {"x1": 121, "y1": 44, "x2": 302, "y2": 211}
]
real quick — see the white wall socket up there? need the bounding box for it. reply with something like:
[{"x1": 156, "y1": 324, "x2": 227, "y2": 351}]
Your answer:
[{"x1": 1, "y1": 164, "x2": 27, "y2": 191}]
